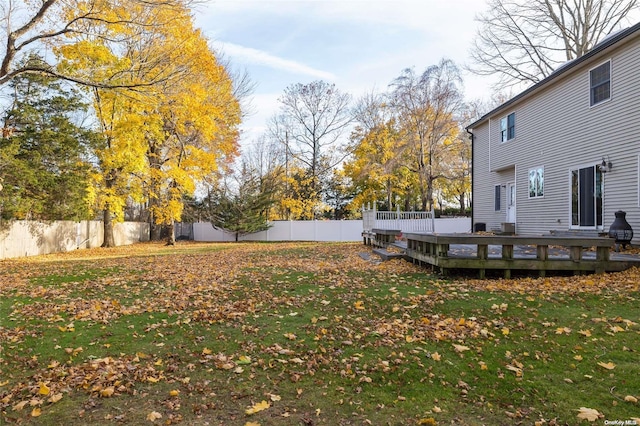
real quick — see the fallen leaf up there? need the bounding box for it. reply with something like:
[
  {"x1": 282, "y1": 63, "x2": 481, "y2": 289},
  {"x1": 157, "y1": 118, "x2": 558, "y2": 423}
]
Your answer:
[
  {"x1": 431, "y1": 352, "x2": 441, "y2": 361},
  {"x1": 13, "y1": 401, "x2": 28, "y2": 411},
  {"x1": 453, "y1": 344, "x2": 470, "y2": 353},
  {"x1": 38, "y1": 382, "x2": 50, "y2": 396},
  {"x1": 624, "y1": 395, "x2": 638, "y2": 403},
  {"x1": 576, "y1": 407, "x2": 601, "y2": 421},
  {"x1": 169, "y1": 390, "x2": 180, "y2": 397},
  {"x1": 246, "y1": 400, "x2": 270, "y2": 415},
  {"x1": 146, "y1": 411, "x2": 162, "y2": 422},
  {"x1": 354, "y1": 300, "x2": 365, "y2": 310},
  {"x1": 237, "y1": 355, "x2": 252, "y2": 365},
  {"x1": 48, "y1": 393, "x2": 63, "y2": 403},
  {"x1": 597, "y1": 362, "x2": 615, "y2": 370},
  {"x1": 506, "y1": 365, "x2": 522, "y2": 376},
  {"x1": 31, "y1": 407, "x2": 42, "y2": 417},
  {"x1": 100, "y1": 387, "x2": 115, "y2": 397}
]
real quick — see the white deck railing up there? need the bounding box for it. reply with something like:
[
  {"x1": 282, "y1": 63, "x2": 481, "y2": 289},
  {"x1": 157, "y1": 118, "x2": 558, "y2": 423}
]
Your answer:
[{"x1": 362, "y1": 204, "x2": 435, "y2": 234}]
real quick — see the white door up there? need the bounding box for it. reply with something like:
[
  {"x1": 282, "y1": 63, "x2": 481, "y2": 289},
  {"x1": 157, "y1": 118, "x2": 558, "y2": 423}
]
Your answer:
[{"x1": 506, "y1": 182, "x2": 516, "y2": 223}]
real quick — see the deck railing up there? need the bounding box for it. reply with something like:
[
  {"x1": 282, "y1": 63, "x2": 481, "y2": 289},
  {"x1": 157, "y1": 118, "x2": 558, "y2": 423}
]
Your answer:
[{"x1": 362, "y1": 204, "x2": 435, "y2": 234}]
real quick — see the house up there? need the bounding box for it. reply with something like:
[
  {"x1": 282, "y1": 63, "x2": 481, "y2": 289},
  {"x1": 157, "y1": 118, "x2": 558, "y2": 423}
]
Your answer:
[{"x1": 466, "y1": 22, "x2": 640, "y2": 243}]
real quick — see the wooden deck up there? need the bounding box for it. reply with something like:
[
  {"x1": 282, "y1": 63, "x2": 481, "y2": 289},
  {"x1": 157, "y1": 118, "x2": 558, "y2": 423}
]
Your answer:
[{"x1": 364, "y1": 229, "x2": 640, "y2": 278}]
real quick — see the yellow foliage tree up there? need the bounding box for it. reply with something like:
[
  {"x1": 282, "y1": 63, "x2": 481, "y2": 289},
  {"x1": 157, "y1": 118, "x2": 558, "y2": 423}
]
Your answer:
[
  {"x1": 344, "y1": 118, "x2": 410, "y2": 213},
  {"x1": 140, "y1": 8, "x2": 241, "y2": 243},
  {"x1": 0, "y1": 0, "x2": 191, "y2": 88},
  {"x1": 57, "y1": 1, "x2": 240, "y2": 246}
]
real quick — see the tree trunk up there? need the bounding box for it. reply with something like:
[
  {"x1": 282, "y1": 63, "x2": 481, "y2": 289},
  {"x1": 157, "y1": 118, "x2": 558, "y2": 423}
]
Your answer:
[
  {"x1": 150, "y1": 220, "x2": 162, "y2": 241},
  {"x1": 102, "y1": 206, "x2": 115, "y2": 248},
  {"x1": 148, "y1": 197, "x2": 162, "y2": 241},
  {"x1": 165, "y1": 220, "x2": 175, "y2": 245},
  {"x1": 459, "y1": 193, "x2": 466, "y2": 214}
]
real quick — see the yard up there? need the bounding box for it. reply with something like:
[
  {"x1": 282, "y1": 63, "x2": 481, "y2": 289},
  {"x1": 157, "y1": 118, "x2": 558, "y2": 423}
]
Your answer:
[{"x1": 0, "y1": 242, "x2": 638, "y2": 425}]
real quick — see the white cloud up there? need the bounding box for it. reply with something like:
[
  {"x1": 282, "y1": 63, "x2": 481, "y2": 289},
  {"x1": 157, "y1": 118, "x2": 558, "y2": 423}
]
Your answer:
[{"x1": 213, "y1": 41, "x2": 337, "y2": 81}]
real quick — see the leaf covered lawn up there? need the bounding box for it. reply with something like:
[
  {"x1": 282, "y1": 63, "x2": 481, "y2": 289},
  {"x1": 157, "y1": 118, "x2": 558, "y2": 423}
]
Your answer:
[{"x1": 0, "y1": 242, "x2": 639, "y2": 425}]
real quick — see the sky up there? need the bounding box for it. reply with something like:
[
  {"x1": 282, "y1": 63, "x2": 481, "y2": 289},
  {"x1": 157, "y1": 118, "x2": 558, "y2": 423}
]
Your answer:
[{"x1": 193, "y1": 0, "x2": 494, "y2": 147}]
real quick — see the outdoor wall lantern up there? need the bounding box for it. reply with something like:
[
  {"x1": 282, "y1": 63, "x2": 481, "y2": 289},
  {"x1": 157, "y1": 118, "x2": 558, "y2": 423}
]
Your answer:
[{"x1": 599, "y1": 156, "x2": 612, "y2": 173}]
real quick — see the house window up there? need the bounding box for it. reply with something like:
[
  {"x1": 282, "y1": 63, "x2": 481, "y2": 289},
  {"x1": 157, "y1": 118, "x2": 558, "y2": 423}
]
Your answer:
[
  {"x1": 500, "y1": 113, "x2": 515, "y2": 142},
  {"x1": 528, "y1": 167, "x2": 544, "y2": 198},
  {"x1": 590, "y1": 61, "x2": 610, "y2": 106},
  {"x1": 494, "y1": 185, "x2": 501, "y2": 211}
]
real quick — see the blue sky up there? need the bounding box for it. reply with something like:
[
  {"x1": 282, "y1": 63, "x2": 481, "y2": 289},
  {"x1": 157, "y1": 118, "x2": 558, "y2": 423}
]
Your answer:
[{"x1": 193, "y1": 0, "x2": 493, "y2": 146}]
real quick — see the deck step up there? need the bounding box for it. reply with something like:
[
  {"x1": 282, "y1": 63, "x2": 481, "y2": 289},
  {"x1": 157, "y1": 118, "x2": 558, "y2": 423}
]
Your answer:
[{"x1": 372, "y1": 248, "x2": 406, "y2": 261}]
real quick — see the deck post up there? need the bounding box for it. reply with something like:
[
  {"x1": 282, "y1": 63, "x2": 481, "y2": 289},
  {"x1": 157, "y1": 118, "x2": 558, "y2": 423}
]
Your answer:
[
  {"x1": 569, "y1": 246, "x2": 582, "y2": 262},
  {"x1": 537, "y1": 245, "x2": 549, "y2": 277},
  {"x1": 596, "y1": 246, "x2": 610, "y2": 262},
  {"x1": 502, "y1": 244, "x2": 513, "y2": 278}
]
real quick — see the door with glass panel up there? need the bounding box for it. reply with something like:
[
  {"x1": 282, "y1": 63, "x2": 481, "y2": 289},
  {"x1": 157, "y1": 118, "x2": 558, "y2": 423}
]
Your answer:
[{"x1": 571, "y1": 165, "x2": 603, "y2": 228}]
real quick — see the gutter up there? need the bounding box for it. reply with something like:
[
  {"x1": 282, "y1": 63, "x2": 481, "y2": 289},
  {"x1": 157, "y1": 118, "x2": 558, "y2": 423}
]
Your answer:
[{"x1": 466, "y1": 127, "x2": 474, "y2": 232}]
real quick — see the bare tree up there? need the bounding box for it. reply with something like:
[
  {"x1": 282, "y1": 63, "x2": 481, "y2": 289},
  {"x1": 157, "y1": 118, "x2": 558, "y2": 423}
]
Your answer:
[
  {"x1": 468, "y1": 0, "x2": 639, "y2": 88},
  {"x1": 269, "y1": 80, "x2": 352, "y2": 215},
  {"x1": 389, "y1": 59, "x2": 464, "y2": 211},
  {"x1": 352, "y1": 89, "x2": 389, "y2": 135}
]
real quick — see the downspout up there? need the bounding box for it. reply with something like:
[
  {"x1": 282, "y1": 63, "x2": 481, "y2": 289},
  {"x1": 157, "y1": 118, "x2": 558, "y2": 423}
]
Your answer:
[{"x1": 466, "y1": 127, "x2": 474, "y2": 233}]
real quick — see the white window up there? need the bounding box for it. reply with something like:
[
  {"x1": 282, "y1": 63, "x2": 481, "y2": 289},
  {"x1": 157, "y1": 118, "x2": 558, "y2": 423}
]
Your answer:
[
  {"x1": 528, "y1": 167, "x2": 544, "y2": 198},
  {"x1": 590, "y1": 61, "x2": 610, "y2": 106},
  {"x1": 500, "y1": 112, "x2": 515, "y2": 142}
]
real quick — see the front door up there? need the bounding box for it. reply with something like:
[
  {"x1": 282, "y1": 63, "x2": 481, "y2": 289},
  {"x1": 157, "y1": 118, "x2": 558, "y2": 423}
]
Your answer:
[
  {"x1": 571, "y1": 165, "x2": 603, "y2": 229},
  {"x1": 506, "y1": 182, "x2": 516, "y2": 223}
]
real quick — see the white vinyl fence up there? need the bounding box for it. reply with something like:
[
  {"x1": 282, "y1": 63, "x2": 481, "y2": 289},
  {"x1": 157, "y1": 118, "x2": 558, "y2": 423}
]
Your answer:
[
  {"x1": 193, "y1": 218, "x2": 471, "y2": 242},
  {"x1": 0, "y1": 220, "x2": 150, "y2": 260}
]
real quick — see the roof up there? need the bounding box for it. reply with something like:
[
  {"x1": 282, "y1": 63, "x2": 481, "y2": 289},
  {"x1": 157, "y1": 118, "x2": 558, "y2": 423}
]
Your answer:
[{"x1": 466, "y1": 21, "x2": 640, "y2": 130}]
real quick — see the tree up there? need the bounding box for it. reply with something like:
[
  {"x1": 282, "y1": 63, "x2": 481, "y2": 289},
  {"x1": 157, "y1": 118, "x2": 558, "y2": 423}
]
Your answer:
[
  {"x1": 196, "y1": 161, "x2": 277, "y2": 242},
  {"x1": 344, "y1": 117, "x2": 407, "y2": 212},
  {"x1": 0, "y1": 0, "x2": 192, "y2": 89},
  {"x1": 139, "y1": 10, "x2": 241, "y2": 244},
  {"x1": 58, "y1": 2, "x2": 241, "y2": 246},
  {"x1": 468, "y1": 0, "x2": 639, "y2": 88},
  {"x1": 269, "y1": 81, "x2": 352, "y2": 218},
  {"x1": 0, "y1": 66, "x2": 98, "y2": 220},
  {"x1": 388, "y1": 59, "x2": 464, "y2": 211}
]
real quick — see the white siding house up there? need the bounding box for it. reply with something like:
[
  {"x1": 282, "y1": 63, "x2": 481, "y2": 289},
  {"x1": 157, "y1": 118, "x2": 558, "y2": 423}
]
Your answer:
[{"x1": 467, "y1": 23, "x2": 640, "y2": 243}]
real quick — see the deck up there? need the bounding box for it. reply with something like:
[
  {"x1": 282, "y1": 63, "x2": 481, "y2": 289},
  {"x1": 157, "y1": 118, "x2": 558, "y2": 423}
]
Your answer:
[{"x1": 364, "y1": 229, "x2": 640, "y2": 278}]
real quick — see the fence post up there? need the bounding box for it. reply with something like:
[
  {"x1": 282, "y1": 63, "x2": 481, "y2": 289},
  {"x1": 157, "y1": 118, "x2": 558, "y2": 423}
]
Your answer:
[
  {"x1": 373, "y1": 202, "x2": 377, "y2": 229},
  {"x1": 431, "y1": 207, "x2": 436, "y2": 233}
]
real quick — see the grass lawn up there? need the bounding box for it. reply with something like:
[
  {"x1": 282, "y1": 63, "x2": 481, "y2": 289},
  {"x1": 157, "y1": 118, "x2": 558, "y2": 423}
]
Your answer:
[{"x1": 0, "y1": 241, "x2": 638, "y2": 425}]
